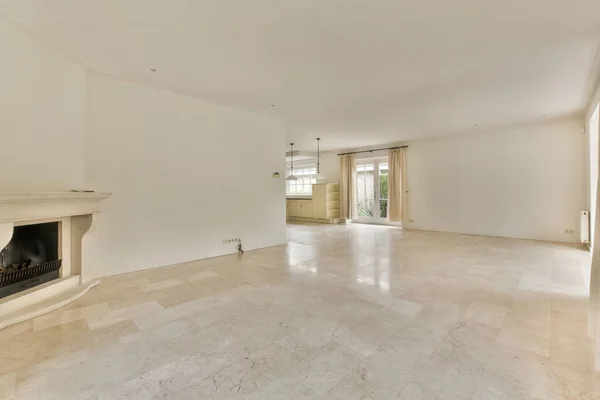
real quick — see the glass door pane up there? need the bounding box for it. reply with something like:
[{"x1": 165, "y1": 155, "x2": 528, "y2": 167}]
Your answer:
[
  {"x1": 356, "y1": 163, "x2": 375, "y2": 217},
  {"x1": 379, "y1": 162, "x2": 389, "y2": 219}
]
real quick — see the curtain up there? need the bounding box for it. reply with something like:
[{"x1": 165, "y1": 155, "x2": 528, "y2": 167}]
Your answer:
[
  {"x1": 388, "y1": 148, "x2": 406, "y2": 222},
  {"x1": 590, "y1": 153, "x2": 600, "y2": 371},
  {"x1": 339, "y1": 154, "x2": 356, "y2": 220}
]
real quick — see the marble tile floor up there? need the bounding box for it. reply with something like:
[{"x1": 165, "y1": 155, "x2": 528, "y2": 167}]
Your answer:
[{"x1": 1, "y1": 223, "x2": 598, "y2": 399}]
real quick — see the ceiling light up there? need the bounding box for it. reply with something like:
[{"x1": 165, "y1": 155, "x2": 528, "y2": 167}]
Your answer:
[
  {"x1": 315, "y1": 138, "x2": 326, "y2": 180},
  {"x1": 286, "y1": 143, "x2": 298, "y2": 181}
]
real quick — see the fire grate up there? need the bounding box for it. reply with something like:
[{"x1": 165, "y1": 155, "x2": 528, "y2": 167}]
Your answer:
[
  {"x1": 0, "y1": 260, "x2": 62, "y2": 287},
  {"x1": 0, "y1": 260, "x2": 62, "y2": 298}
]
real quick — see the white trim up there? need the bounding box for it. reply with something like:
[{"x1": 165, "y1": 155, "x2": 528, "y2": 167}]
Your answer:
[
  {"x1": 0, "y1": 192, "x2": 111, "y2": 204},
  {"x1": 354, "y1": 155, "x2": 389, "y2": 162},
  {"x1": 0, "y1": 192, "x2": 111, "y2": 223},
  {"x1": 352, "y1": 219, "x2": 402, "y2": 228},
  {"x1": 355, "y1": 158, "x2": 389, "y2": 222}
]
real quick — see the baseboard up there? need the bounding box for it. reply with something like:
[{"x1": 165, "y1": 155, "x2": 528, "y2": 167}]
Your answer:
[{"x1": 286, "y1": 217, "x2": 341, "y2": 224}]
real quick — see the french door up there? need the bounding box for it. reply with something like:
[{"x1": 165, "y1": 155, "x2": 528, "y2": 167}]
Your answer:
[{"x1": 355, "y1": 159, "x2": 389, "y2": 222}]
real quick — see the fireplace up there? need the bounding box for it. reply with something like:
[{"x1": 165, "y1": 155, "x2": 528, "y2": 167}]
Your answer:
[
  {"x1": 0, "y1": 222, "x2": 62, "y2": 298},
  {"x1": 0, "y1": 192, "x2": 111, "y2": 329}
]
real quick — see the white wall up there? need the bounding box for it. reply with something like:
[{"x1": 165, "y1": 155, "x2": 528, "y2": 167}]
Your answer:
[
  {"x1": 404, "y1": 118, "x2": 585, "y2": 243},
  {"x1": 83, "y1": 72, "x2": 286, "y2": 278},
  {"x1": 318, "y1": 151, "x2": 341, "y2": 184},
  {"x1": 0, "y1": 19, "x2": 286, "y2": 279},
  {"x1": 0, "y1": 18, "x2": 85, "y2": 191}
]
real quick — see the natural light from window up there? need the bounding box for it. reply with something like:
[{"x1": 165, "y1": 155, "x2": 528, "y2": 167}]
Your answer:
[
  {"x1": 355, "y1": 159, "x2": 389, "y2": 220},
  {"x1": 286, "y1": 165, "x2": 317, "y2": 196}
]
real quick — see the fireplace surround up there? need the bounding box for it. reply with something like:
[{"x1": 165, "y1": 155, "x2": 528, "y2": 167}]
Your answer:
[{"x1": 0, "y1": 192, "x2": 111, "y2": 329}]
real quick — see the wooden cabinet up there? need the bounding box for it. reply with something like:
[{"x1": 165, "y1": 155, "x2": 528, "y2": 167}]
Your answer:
[
  {"x1": 312, "y1": 184, "x2": 340, "y2": 219},
  {"x1": 290, "y1": 200, "x2": 303, "y2": 217},
  {"x1": 312, "y1": 185, "x2": 326, "y2": 219},
  {"x1": 286, "y1": 184, "x2": 340, "y2": 223},
  {"x1": 286, "y1": 199, "x2": 312, "y2": 218},
  {"x1": 301, "y1": 201, "x2": 313, "y2": 218}
]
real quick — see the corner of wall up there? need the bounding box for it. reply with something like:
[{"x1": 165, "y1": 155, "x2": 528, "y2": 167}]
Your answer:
[{"x1": 0, "y1": 16, "x2": 87, "y2": 191}]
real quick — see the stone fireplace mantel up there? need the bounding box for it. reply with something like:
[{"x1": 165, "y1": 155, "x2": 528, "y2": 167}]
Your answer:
[
  {"x1": 0, "y1": 192, "x2": 112, "y2": 223},
  {"x1": 0, "y1": 192, "x2": 111, "y2": 329}
]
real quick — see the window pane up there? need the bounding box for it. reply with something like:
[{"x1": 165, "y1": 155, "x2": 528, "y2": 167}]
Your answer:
[
  {"x1": 286, "y1": 164, "x2": 316, "y2": 195},
  {"x1": 380, "y1": 199, "x2": 388, "y2": 219},
  {"x1": 356, "y1": 165, "x2": 366, "y2": 204},
  {"x1": 365, "y1": 164, "x2": 375, "y2": 200},
  {"x1": 356, "y1": 163, "x2": 375, "y2": 217},
  {"x1": 379, "y1": 162, "x2": 389, "y2": 200}
]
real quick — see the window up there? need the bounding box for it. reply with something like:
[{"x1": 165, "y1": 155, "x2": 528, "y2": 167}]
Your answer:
[
  {"x1": 356, "y1": 158, "x2": 389, "y2": 220},
  {"x1": 356, "y1": 162, "x2": 375, "y2": 217},
  {"x1": 379, "y1": 162, "x2": 389, "y2": 218},
  {"x1": 286, "y1": 165, "x2": 317, "y2": 195}
]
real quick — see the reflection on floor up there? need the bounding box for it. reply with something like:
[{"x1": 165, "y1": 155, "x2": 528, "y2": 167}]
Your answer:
[{"x1": 0, "y1": 223, "x2": 598, "y2": 399}]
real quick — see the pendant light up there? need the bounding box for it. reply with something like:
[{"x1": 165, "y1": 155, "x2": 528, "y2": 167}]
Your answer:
[
  {"x1": 286, "y1": 143, "x2": 299, "y2": 181},
  {"x1": 315, "y1": 138, "x2": 326, "y2": 180}
]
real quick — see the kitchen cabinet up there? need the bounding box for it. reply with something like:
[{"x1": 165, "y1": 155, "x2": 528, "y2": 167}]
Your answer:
[{"x1": 286, "y1": 184, "x2": 340, "y2": 223}]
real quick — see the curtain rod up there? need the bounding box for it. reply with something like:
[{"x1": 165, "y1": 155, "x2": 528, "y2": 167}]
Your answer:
[{"x1": 337, "y1": 145, "x2": 408, "y2": 156}]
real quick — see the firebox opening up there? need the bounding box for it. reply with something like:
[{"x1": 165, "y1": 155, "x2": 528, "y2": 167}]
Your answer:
[{"x1": 0, "y1": 222, "x2": 61, "y2": 298}]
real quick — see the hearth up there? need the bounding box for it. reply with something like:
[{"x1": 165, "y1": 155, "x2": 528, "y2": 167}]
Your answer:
[{"x1": 0, "y1": 222, "x2": 61, "y2": 299}]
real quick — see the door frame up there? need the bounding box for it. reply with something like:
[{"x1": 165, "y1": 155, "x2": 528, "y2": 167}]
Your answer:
[{"x1": 354, "y1": 157, "x2": 389, "y2": 224}]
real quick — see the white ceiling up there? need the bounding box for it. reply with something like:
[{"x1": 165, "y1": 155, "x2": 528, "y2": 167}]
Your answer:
[{"x1": 2, "y1": 0, "x2": 600, "y2": 151}]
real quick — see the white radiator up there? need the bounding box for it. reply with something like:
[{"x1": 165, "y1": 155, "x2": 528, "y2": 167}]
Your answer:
[{"x1": 581, "y1": 211, "x2": 590, "y2": 244}]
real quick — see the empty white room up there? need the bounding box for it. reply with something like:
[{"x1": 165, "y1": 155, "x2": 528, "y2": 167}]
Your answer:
[{"x1": 1, "y1": 1, "x2": 600, "y2": 399}]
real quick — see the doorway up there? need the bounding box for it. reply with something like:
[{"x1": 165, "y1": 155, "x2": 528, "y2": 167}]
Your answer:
[{"x1": 355, "y1": 158, "x2": 389, "y2": 222}]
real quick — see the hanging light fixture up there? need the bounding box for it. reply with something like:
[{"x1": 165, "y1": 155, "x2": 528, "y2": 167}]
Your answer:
[
  {"x1": 286, "y1": 143, "x2": 299, "y2": 181},
  {"x1": 315, "y1": 138, "x2": 326, "y2": 180}
]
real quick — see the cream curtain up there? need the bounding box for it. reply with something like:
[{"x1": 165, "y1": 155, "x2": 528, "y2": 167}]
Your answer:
[
  {"x1": 388, "y1": 148, "x2": 406, "y2": 222},
  {"x1": 590, "y1": 157, "x2": 600, "y2": 371},
  {"x1": 339, "y1": 154, "x2": 356, "y2": 220}
]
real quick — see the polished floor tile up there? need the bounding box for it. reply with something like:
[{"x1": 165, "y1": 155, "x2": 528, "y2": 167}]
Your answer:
[{"x1": 1, "y1": 223, "x2": 598, "y2": 399}]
